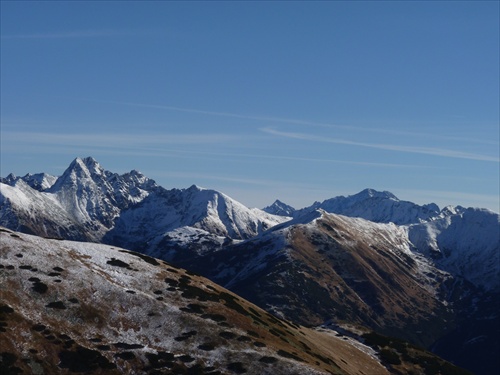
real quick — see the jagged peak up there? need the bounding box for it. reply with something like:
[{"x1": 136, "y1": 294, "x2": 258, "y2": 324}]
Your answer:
[
  {"x1": 68, "y1": 156, "x2": 105, "y2": 175},
  {"x1": 423, "y1": 202, "x2": 440, "y2": 212},
  {"x1": 4, "y1": 173, "x2": 17, "y2": 182},
  {"x1": 186, "y1": 184, "x2": 207, "y2": 192},
  {"x1": 18, "y1": 172, "x2": 58, "y2": 191},
  {"x1": 80, "y1": 155, "x2": 98, "y2": 165},
  {"x1": 78, "y1": 156, "x2": 103, "y2": 174},
  {"x1": 128, "y1": 169, "x2": 142, "y2": 176},
  {"x1": 271, "y1": 199, "x2": 293, "y2": 207},
  {"x1": 48, "y1": 157, "x2": 104, "y2": 192},
  {"x1": 122, "y1": 169, "x2": 146, "y2": 181},
  {"x1": 263, "y1": 199, "x2": 296, "y2": 216}
]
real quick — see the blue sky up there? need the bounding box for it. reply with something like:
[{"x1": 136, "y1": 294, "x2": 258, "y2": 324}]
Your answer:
[{"x1": 1, "y1": 1, "x2": 499, "y2": 212}]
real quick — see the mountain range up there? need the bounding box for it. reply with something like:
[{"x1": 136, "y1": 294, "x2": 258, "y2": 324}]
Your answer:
[{"x1": 1, "y1": 156, "x2": 499, "y2": 374}]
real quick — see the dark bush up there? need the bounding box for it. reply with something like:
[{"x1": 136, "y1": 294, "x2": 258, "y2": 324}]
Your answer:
[
  {"x1": 362, "y1": 332, "x2": 391, "y2": 348},
  {"x1": 259, "y1": 356, "x2": 278, "y2": 364},
  {"x1": 380, "y1": 348, "x2": 401, "y2": 365},
  {"x1": 227, "y1": 362, "x2": 247, "y2": 373},
  {"x1": 201, "y1": 313, "x2": 226, "y2": 322},
  {"x1": 115, "y1": 351, "x2": 135, "y2": 360},
  {"x1": 197, "y1": 343, "x2": 216, "y2": 351},
  {"x1": 219, "y1": 331, "x2": 237, "y2": 339},
  {"x1": 32, "y1": 282, "x2": 48, "y2": 294},
  {"x1": 106, "y1": 258, "x2": 130, "y2": 268},
  {"x1": 59, "y1": 346, "x2": 116, "y2": 371},
  {"x1": 45, "y1": 301, "x2": 66, "y2": 309}
]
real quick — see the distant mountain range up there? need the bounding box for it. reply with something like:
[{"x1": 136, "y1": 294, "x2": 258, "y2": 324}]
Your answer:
[
  {"x1": 1, "y1": 156, "x2": 499, "y2": 375},
  {"x1": 1, "y1": 157, "x2": 286, "y2": 247}
]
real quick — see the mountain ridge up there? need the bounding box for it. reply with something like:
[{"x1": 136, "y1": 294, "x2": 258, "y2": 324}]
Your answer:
[
  {"x1": 1, "y1": 157, "x2": 288, "y2": 248},
  {"x1": 1, "y1": 156, "x2": 498, "y2": 375}
]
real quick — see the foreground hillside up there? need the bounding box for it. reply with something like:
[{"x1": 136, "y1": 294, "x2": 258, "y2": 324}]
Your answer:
[
  {"x1": 0, "y1": 227, "x2": 379, "y2": 375},
  {"x1": 0, "y1": 228, "x2": 473, "y2": 375}
]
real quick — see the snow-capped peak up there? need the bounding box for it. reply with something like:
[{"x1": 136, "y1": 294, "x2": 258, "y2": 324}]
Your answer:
[
  {"x1": 49, "y1": 157, "x2": 103, "y2": 191},
  {"x1": 80, "y1": 156, "x2": 104, "y2": 174},
  {"x1": 295, "y1": 188, "x2": 441, "y2": 225},
  {"x1": 1, "y1": 172, "x2": 57, "y2": 192},
  {"x1": 262, "y1": 199, "x2": 296, "y2": 216},
  {"x1": 353, "y1": 188, "x2": 398, "y2": 201}
]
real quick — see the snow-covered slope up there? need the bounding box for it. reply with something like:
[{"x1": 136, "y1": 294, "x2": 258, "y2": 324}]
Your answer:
[
  {"x1": 2, "y1": 158, "x2": 496, "y2": 291},
  {"x1": 0, "y1": 180, "x2": 90, "y2": 240},
  {"x1": 47, "y1": 157, "x2": 155, "y2": 230},
  {"x1": 0, "y1": 157, "x2": 289, "y2": 254},
  {"x1": 295, "y1": 188, "x2": 441, "y2": 225},
  {"x1": 0, "y1": 157, "x2": 158, "y2": 241},
  {"x1": 408, "y1": 207, "x2": 500, "y2": 291},
  {"x1": 104, "y1": 184, "x2": 289, "y2": 258},
  {"x1": 2, "y1": 172, "x2": 58, "y2": 191},
  {"x1": 263, "y1": 199, "x2": 296, "y2": 216}
]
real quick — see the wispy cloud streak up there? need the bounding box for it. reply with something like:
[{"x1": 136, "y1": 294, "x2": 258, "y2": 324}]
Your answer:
[
  {"x1": 152, "y1": 171, "x2": 278, "y2": 187},
  {"x1": 94, "y1": 100, "x2": 498, "y2": 145},
  {"x1": 166, "y1": 148, "x2": 434, "y2": 169},
  {"x1": 2, "y1": 131, "x2": 433, "y2": 169},
  {"x1": 1, "y1": 29, "x2": 145, "y2": 39},
  {"x1": 261, "y1": 128, "x2": 500, "y2": 163},
  {"x1": 2, "y1": 131, "x2": 239, "y2": 146}
]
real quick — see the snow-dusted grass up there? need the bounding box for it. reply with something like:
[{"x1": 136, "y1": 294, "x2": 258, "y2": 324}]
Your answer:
[{"x1": 2, "y1": 227, "x2": 389, "y2": 374}]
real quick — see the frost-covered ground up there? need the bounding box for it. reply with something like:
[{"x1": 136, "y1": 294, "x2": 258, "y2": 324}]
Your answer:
[{"x1": 1, "y1": 227, "x2": 396, "y2": 375}]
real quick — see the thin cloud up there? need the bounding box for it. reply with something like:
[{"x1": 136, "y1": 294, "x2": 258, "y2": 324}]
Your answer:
[
  {"x1": 170, "y1": 149, "x2": 435, "y2": 169},
  {"x1": 86, "y1": 99, "x2": 332, "y2": 127},
  {"x1": 153, "y1": 171, "x2": 278, "y2": 187},
  {"x1": 89, "y1": 99, "x2": 497, "y2": 145},
  {"x1": 1, "y1": 29, "x2": 147, "y2": 39},
  {"x1": 2, "y1": 131, "x2": 240, "y2": 146},
  {"x1": 2, "y1": 130, "x2": 434, "y2": 169},
  {"x1": 261, "y1": 128, "x2": 500, "y2": 163}
]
